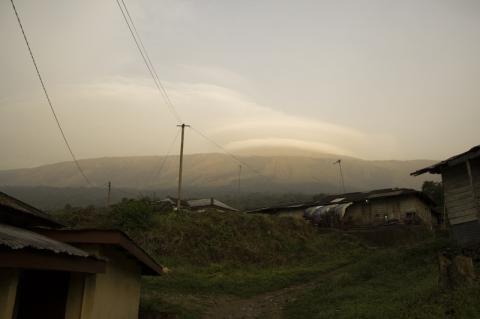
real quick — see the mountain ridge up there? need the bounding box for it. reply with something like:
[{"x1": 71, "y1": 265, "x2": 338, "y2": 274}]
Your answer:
[{"x1": 0, "y1": 153, "x2": 439, "y2": 192}]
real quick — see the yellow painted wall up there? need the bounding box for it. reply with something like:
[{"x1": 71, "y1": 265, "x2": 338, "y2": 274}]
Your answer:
[
  {"x1": 69, "y1": 245, "x2": 142, "y2": 319},
  {"x1": 0, "y1": 269, "x2": 19, "y2": 319}
]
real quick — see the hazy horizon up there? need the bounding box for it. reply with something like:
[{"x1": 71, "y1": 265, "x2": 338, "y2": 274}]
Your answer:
[{"x1": 2, "y1": 0, "x2": 480, "y2": 169}]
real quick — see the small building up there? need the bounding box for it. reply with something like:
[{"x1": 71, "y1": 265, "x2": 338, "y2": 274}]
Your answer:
[
  {"x1": 412, "y1": 145, "x2": 480, "y2": 246},
  {"x1": 0, "y1": 191, "x2": 163, "y2": 319},
  {"x1": 305, "y1": 188, "x2": 439, "y2": 229},
  {"x1": 153, "y1": 196, "x2": 238, "y2": 213},
  {"x1": 245, "y1": 202, "x2": 316, "y2": 218}
]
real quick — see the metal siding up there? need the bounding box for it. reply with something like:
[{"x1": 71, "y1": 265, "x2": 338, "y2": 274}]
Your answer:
[{"x1": 0, "y1": 223, "x2": 89, "y2": 257}]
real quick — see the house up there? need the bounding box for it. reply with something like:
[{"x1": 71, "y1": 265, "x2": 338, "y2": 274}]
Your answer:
[
  {"x1": 412, "y1": 145, "x2": 480, "y2": 246},
  {"x1": 0, "y1": 191, "x2": 163, "y2": 319},
  {"x1": 153, "y1": 196, "x2": 238, "y2": 213},
  {"x1": 305, "y1": 188, "x2": 439, "y2": 229},
  {"x1": 245, "y1": 202, "x2": 316, "y2": 218}
]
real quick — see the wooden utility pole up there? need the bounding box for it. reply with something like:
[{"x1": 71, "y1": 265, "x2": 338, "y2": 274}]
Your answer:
[
  {"x1": 176, "y1": 124, "x2": 190, "y2": 211},
  {"x1": 238, "y1": 165, "x2": 242, "y2": 193},
  {"x1": 107, "y1": 181, "x2": 111, "y2": 206},
  {"x1": 334, "y1": 159, "x2": 346, "y2": 194}
]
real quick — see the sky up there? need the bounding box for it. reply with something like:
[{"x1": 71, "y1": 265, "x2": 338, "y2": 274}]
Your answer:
[{"x1": 1, "y1": 0, "x2": 479, "y2": 169}]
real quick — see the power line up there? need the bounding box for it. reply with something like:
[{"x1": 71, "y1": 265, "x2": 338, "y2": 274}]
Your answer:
[
  {"x1": 9, "y1": 0, "x2": 92, "y2": 187},
  {"x1": 189, "y1": 126, "x2": 269, "y2": 179},
  {"x1": 113, "y1": 1, "x2": 270, "y2": 185},
  {"x1": 115, "y1": 0, "x2": 182, "y2": 124},
  {"x1": 149, "y1": 130, "x2": 180, "y2": 186}
]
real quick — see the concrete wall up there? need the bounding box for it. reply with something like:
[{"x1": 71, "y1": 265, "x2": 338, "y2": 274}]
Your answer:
[
  {"x1": 345, "y1": 195, "x2": 433, "y2": 228},
  {"x1": 0, "y1": 269, "x2": 19, "y2": 319},
  {"x1": 66, "y1": 245, "x2": 142, "y2": 319}
]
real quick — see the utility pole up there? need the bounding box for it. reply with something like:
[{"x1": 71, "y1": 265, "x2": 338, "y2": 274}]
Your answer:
[
  {"x1": 107, "y1": 181, "x2": 111, "y2": 206},
  {"x1": 176, "y1": 123, "x2": 190, "y2": 211},
  {"x1": 238, "y1": 165, "x2": 242, "y2": 193},
  {"x1": 333, "y1": 159, "x2": 346, "y2": 194}
]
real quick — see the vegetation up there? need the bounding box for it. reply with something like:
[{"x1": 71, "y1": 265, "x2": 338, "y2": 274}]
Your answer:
[
  {"x1": 285, "y1": 239, "x2": 480, "y2": 319},
  {"x1": 422, "y1": 180, "x2": 444, "y2": 208},
  {"x1": 53, "y1": 199, "x2": 479, "y2": 319}
]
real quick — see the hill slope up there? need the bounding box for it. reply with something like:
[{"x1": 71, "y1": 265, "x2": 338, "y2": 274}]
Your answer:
[{"x1": 0, "y1": 153, "x2": 438, "y2": 193}]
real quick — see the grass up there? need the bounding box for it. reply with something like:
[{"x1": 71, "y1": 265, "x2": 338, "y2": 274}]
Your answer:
[
  {"x1": 284, "y1": 239, "x2": 480, "y2": 319},
  {"x1": 136, "y1": 212, "x2": 369, "y2": 318},
  {"x1": 54, "y1": 202, "x2": 480, "y2": 318}
]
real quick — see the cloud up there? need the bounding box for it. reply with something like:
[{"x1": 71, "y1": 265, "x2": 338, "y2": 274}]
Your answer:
[
  {"x1": 225, "y1": 138, "x2": 353, "y2": 156},
  {"x1": 65, "y1": 76, "x2": 394, "y2": 159}
]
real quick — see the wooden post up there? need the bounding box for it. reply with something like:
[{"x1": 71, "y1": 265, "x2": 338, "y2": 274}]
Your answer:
[
  {"x1": 107, "y1": 181, "x2": 111, "y2": 206},
  {"x1": 176, "y1": 124, "x2": 190, "y2": 211}
]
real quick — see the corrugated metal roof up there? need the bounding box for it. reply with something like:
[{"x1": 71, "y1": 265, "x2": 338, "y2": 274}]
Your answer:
[
  {"x1": 247, "y1": 188, "x2": 434, "y2": 214},
  {"x1": 35, "y1": 228, "x2": 165, "y2": 276},
  {"x1": 317, "y1": 188, "x2": 430, "y2": 205},
  {"x1": 187, "y1": 198, "x2": 239, "y2": 211},
  {"x1": 411, "y1": 145, "x2": 480, "y2": 176},
  {"x1": 245, "y1": 202, "x2": 315, "y2": 214},
  {"x1": 0, "y1": 191, "x2": 61, "y2": 227},
  {"x1": 160, "y1": 196, "x2": 238, "y2": 212},
  {"x1": 0, "y1": 223, "x2": 90, "y2": 258}
]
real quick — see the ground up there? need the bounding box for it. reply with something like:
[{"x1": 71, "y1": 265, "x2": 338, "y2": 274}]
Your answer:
[
  {"x1": 140, "y1": 228, "x2": 480, "y2": 319},
  {"x1": 53, "y1": 205, "x2": 480, "y2": 319}
]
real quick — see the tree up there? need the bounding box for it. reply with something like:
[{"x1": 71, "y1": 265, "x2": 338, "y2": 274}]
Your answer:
[
  {"x1": 108, "y1": 197, "x2": 155, "y2": 234},
  {"x1": 422, "y1": 181, "x2": 443, "y2": 208}
]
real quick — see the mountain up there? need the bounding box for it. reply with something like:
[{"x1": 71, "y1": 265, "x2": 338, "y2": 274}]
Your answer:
[{"x1": 0, "y1": 152, "x2": 438, "y2": 193}]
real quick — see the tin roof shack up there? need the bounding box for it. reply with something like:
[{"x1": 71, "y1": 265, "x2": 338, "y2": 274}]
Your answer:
[
  {"x1": 306, "y1": 189, "x2": 438, "y2": 229},
  {"x1": 412, "y1": 145, "x2": 480, "y2": 246},
  {"x1": 153, "y1": 196, "x2": 239, "y2": 213},
  {"x1": 0, "y1": 192, "x2": 163, "y2": 319},
  {"x1": 246, "y1": 202, "x2": 316, "y2": 219}
]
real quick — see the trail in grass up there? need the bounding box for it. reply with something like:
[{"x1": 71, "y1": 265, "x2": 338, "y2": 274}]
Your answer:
[
  {"x1": 202, "y1": 280, "x2": 316, "y2": 319},
  {"x1": 201, "y1": 264, "x2": 354, "y2": 319}
]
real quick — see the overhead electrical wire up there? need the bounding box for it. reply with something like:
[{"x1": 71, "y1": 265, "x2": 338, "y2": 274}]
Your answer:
[
  {"x1": 114, "y1": 0, "x2": 270, "y2": 182},
  {"x1": 189, "y1": 126, "x2": 269, "y2": 179},
  {"x1": 149, "y1": 130, "x2": 180, "y2": 186},
  {"x1": 9, "y1": 0, "x2": 93, "y2": 187},
  {"x1": 115, "y1": 0, "x2": 182, "y2": 124}
]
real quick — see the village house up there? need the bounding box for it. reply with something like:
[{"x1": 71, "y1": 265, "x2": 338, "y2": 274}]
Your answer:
[
  {"x1": 245, "y1": 202, "x2": 316, "y2": 218},
  {"x1": 153, "y1": 196, "x2": 238, "y2": 213},
  {"x1": 305, "y1": 188, "x2": 439, "y2": 229},
  {"x1": 249, "y1": 188, "x2": 439, "y2": 229},
  {"x1": 0, "y1": 191, "x2": 163, "y2": 319},
  {"x1": 412, "y1": 145, "x2": 480, "y2": 246}
]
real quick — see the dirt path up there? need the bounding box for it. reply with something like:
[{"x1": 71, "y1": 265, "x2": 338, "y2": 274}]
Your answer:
[{"x1": 202, "y1": 281, "x2": 316, "y2": 319}]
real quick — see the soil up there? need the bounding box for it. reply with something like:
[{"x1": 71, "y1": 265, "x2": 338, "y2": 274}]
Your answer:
[{"x1": 202, "y1": 281, "x2": 316, "y2": 319}]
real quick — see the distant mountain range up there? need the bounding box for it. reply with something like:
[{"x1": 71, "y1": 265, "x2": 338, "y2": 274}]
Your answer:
[{"x1": 0, "y1": 151, "x2": 438, "y2": 194}]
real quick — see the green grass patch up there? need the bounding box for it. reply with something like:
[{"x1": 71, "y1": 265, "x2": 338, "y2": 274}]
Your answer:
[{"x1": 284, "y1": 239, "x2": 480, "y2": 319}]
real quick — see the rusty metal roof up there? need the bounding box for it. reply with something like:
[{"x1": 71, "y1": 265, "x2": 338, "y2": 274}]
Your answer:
[
  {"x1": 0, "y1": 223, "x2": 90, "y2": 257},
  {"x1": 411, "y1": 145, "x2": 480, "y2": 176},
  {"x1": 0, "y1": 191, "x2": 61, "y2": 227}
]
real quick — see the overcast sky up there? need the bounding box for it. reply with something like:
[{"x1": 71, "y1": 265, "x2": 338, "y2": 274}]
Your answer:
[{"x1": 1, "y1": 0, "x2": 479, "y2": 169}]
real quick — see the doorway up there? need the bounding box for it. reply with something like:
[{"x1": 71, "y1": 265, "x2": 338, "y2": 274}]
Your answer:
[{"x1": 14, "y1": 270, "x2": 70, "y2": 319}]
